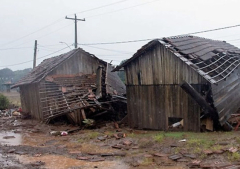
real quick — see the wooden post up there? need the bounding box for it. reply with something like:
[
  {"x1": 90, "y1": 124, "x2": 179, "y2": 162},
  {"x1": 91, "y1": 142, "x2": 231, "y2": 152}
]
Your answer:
[{"x1": 33, "y1": 40, "x2": 37, "y2": 68}]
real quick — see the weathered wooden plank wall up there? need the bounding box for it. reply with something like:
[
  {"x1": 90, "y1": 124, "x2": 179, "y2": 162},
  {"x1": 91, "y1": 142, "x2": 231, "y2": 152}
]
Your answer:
[
  {"x1": 20, "y1": 84, "x2": 42, "y2": 119},
  {"x1": 125, "y1": 44, "x2": 206, "y2": 85},
  {"x1": 125, "y1": 43, "x2": 207, "y2": 131},
  {"x1": 49, "y1": 51, "x2": 105, "y2": 76},
  {"x1": 127, "y1": 85, "x2": 201, "y2": 131}
]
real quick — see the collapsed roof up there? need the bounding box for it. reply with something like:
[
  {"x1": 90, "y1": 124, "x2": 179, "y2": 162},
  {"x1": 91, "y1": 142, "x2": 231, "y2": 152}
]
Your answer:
[{"x1": 114, "y1": 35, "x2": 240, "y2": 126}]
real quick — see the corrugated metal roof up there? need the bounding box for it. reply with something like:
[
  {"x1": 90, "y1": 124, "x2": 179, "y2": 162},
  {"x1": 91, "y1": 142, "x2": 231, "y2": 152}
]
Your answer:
[
  {"x1": 113, "y1": 35, "x2": 240, "y2": 126},
  {"x1": 12, "y1": 48, "x2": 104, "y2": 88},
  {"x1": 113, "y1": 35, "x2": 240, "y2": 85}
]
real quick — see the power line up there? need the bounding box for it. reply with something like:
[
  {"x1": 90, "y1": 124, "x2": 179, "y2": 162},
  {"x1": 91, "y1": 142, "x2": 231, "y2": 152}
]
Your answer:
[
  {"x1": 80, "y1": 44, "x2": 132, "y2": 54},
  {"x1": 85, "y1": 0, "x2": 161, "y2": 19},
  {"x1": 0, "y1": 46, "x2": 33, "y2": 51},
  {"x1": 0, "y1": 1, "x2": 131, "y2": 47},
  {"x1": 12, "y1": 23, "x2": 74, "y2": 48},
  {"x1": 227, "y1": 38, "x2": 240, "y2": 42},
  {"x1": 78, "y1": 24, "x2": 240, "y2": 46},
  {"x1": 73, "y1": 0, "x2": 131, "y2": 15},
  {"x1": 38, "y1": 44, "x2": 62, "y2": 47},
  {"x1": 185, "y1": 24, "x2": 240, "y2": 35},
  {"x1": 2, "y1": 23, "x2": 240, "y2": 67},
  {"x1": 0, "y1": 18, "x2": 64, "y2": 47},
  {"x1": 0, "y1": 47, "x2": 69, "y2": 68},
  {"x1": 79, "y1": 38, "x2": 153, "y2": 45}
]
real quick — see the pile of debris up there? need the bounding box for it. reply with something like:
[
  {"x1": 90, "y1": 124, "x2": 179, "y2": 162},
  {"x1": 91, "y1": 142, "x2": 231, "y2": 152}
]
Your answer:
[
  {"x1": 39, "y1": 64, "x2": 126, "y2": 126},
  {"x1": 0, "y1": 109, "x2": 21, "y2": 117}
]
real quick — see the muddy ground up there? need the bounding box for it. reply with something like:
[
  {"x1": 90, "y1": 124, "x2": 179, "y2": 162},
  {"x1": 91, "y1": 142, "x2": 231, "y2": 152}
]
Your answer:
[
  {"x1": 1, "y1": 115, "x2": 240, "y2": 169},
  {"x1": 1, "y1": 92, "x2": 240, "y2": 169}
]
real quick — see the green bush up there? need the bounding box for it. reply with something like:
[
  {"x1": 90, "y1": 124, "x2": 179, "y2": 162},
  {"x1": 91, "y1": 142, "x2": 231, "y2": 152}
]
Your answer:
[{"x1": 0, "y1": 94, "x2": 9, "y2": 110}]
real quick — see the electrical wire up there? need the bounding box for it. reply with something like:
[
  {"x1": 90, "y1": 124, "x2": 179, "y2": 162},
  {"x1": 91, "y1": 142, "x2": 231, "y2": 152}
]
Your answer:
[
  {"x1": 0, "y1": 47, "x2": 69, "y2": 68},
  {"x1": 2, "y1": 23, "x2": 240, "y2": 67},
  {"x1": 79, "y1": 38, "x2": 153, "y2": 45},
  {"x1": 13, "y1": 23, "x2": 74, "y2": 48},
  {"x1": 78, "y1": 24, "x2": 240, "y2": 46},
  {"x1": 72, "y1": 0, "x2": 131, "y2": 15},
  {"x1": 226, "y1": 38, "x2": 240, "y2": 42},
  {"x1": 85, "y1": 0, "x2": 161, "y2": 19},
  {"x1": 0, "y1": 18, "x2": 64, "y2": 47},
  {"x1": 0, "y1": 0, "x2": 132, "y2": 47},
  {"x1": 79, "y1": 44, "x2": 132, "y2": 54},
  {"x1": 0, "y1": 46, "x2": 33, "y2": 51},
  {"x1": 184, "y1": 24, "x2": 240, "y2": 35}
]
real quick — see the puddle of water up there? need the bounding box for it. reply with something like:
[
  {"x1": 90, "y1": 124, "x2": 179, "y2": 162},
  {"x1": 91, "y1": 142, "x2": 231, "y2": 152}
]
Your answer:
[
  {"x1": 19, "y1": 154, "x2": 129, "y2": 169},
  {"x1": 0, "y1": 131, "x2": 22, "y2": 145},
  {"x1": 0, "y1": 154, "x2": 23, "y2": 168}
]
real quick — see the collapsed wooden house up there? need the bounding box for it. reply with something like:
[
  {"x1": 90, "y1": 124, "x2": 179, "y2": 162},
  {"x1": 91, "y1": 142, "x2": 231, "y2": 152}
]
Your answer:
[
  {"x1": 12, "y1": 48, "x2": 126, "y2": 124},
  {"x1": 113, "y1": 35, "x2": 240, "y2": 131}
]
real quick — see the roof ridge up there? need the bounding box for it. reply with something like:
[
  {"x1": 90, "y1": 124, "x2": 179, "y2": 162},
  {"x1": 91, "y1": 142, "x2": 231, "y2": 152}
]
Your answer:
[{"x1": 164, "y1": 35, "x2": 226, "y2": 43}]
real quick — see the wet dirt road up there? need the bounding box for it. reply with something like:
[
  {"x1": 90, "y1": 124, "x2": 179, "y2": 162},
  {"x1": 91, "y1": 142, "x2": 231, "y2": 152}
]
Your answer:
[
  {"x1": 0, "y1": 116, "x2": 188, "y2": 169},
  {"x1": 1, "y1": 116, "x2": 240, "y2": 169}
]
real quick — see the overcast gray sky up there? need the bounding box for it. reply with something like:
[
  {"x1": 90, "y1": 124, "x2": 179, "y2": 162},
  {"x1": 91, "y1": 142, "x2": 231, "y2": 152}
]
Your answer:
[{"x1": 1, "y1": 0, "x2": 240, "y2": 70}]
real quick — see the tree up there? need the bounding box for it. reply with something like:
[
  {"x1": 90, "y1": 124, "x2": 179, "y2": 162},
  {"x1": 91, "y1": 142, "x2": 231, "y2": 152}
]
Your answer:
[
  {"x1": 117, "y1": 59, "x2": 127, "y2": 83},
  {"x1": 0, "y1": 94, "x2": 9, "y2": 109}
]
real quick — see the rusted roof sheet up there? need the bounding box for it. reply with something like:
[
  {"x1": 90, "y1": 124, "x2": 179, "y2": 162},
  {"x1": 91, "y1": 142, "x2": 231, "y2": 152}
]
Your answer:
[{"x1": 12, "y1": 48, "x2": 104, "y2": 88}]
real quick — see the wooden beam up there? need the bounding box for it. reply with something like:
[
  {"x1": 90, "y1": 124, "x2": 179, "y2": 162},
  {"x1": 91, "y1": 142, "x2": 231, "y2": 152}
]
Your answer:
[{"x1": 180, "y1": 82, "x2": 218, "y2": 122}]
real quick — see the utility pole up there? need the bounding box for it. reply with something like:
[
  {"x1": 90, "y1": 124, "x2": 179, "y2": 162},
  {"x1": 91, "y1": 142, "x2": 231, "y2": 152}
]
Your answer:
[
  {"x1": 65, "y1": 14, "x2": 85, "y2": 49},
  {"x1": 33, "y1": 40, "x2": 37, "y2": 68}
]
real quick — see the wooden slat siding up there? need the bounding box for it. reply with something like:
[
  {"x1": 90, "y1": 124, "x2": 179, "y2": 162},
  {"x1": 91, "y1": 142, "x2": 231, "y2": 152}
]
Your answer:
[
  {"x1": 126, "y1": 85, "x2": 201, "y2": 131},
  {"x1": 126, "y1": 43, "x2": 206, "y2": 85},
  {"x1": 19, "y1": 86, "x2": 27, "y2": 113},
  {"x1": 49, "y1": 51, "x2": 103, "y2": 76},
  {"x1": 19, "y1": 84, "x2": 42, "y2": 120},
  {"x1": 124, "y1": 43, "x2": 206, "y2": 131},
  {"x1": 19, "y1": 86, "x2": 30, "y2": 117},
  {"x1": 36, "y1": 83, "x2": 42, "y2": 119}
]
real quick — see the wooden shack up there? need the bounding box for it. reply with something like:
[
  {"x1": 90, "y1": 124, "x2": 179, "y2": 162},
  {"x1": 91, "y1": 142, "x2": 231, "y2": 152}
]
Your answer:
[
  {"x1": 12, "y1": 48, "x2": 126, "y2": 124},
  {"x1": 113, "y1": 36, "x2": 240, "y2": 131}
]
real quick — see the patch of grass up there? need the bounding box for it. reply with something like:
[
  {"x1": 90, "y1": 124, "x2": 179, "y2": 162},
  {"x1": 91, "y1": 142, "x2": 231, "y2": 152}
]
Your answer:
[
  {"x1": 187, "y1": 138, "x2": 214, "y2": 149},
  {"x1": 211, "y1": 145, "x2": 222, "y2": 151},
  {"x1": 104, "y1": 131, "x2": 114, "y2": 136},
  {"x1": 141, "y1": 157, "x2": 153, "y2": 166},
  {"x1": 188, "y1": 138, "x2": 205, "y2": 146},
  {"x1": 199, "y1": 153, "x2": 207, "y2": 159},
  {"x1": 164, "y1": 132, "x2": 184, "y2": 138},
  {"x1": 87, "y1": 132, "x2": 99, "y2": 139},
  {"x1": 193, "y1": 147, "x2": 202, "y2": 154},
  {"x1": 236, "y1": 137, "x2": 240, "y2": 144},
  {"x1": 77, "y1": 138, "x2": 85, "y2": 143},
  {"x1": 228, "y1": 152, "x2": 240, "y2": 161},
  {"x1": 77, "y1": 131, "x2": 100, "y2": 143},
  {"x1": 153, "y1": 134, "x2": 165, "y2": 143},
  {"x1": 128, "y1": 133, "x2": 137, "y2": 138},
  {"x1": 174, "y1": 147, "x2": 181, "y2": 154}
]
